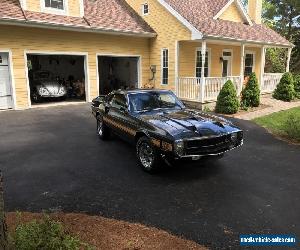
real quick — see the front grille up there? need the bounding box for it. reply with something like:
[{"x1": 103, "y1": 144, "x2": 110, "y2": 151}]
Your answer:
[{"x1": 185, "y1": 134, "x2": 232, "y2": 155}]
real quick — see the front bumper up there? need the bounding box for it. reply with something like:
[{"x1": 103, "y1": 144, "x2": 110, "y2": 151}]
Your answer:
[{"x1": 39, "y1": 93, "x2": 66, "y2": 98}]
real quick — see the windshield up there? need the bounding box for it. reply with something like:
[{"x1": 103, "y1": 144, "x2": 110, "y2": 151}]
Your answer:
[{"x1": 128, "y1": 91, "x2": 184, "y2": 112}]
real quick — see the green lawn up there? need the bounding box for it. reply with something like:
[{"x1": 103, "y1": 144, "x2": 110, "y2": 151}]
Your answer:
[{"x1": 253, "y1": 107, "x2": 300, "y2": 142}]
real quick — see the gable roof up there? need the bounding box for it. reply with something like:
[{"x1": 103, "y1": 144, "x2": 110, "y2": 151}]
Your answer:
[
  {"x1": 214, "y1": 0, "x2": 253, "y2": 26},
  {"x1": 163, "y1": 0, "x2": 292, "y2": 47},
  {"x1": 0, "y1": 0, "x2": 156, "y2": 37}
]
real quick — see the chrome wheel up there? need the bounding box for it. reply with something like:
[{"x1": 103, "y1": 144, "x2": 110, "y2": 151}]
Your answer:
[
  {"x1": 97, "y1": 118, "x2": 103, "y2": 137},
  {"x1": 138, "y1": 142, "x2": 154, "y2": 169}
]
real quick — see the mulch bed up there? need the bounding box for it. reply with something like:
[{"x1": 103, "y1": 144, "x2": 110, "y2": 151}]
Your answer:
[
  {"x1": 224, "y1": 103, "x2": 271, "y2": 118},
  {"x1": 6, "y1": 212, "x2": 207, "y2": 250}
]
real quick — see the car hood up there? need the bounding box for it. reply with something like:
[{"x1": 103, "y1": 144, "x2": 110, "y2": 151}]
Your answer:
[
  {"x1": 140, "y1": 109, "x2": 240, "y2": 139},
  {"x1": 39, "y1": 81, "x2": 62, "y2": 89}
]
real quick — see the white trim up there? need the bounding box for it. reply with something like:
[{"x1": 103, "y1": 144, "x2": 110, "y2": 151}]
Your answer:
[
  {"x1": 141, "y1": 3, "x2": 150, "y2": 16},
  {"x1": 24, "y1": 50, "x2": 90, "y2": 107},
  {"x1": 20, "y1": 0, "x2": 27, "y2": 9},
  {"x1": 0, "y1": 49, "x2": 17, "y2": 110},
  {"x1": 0, "y1": 19, "x2": 156, "y2": 38},
  {"x1": 96, "y1": 53, "x2": 142, "y2": 95},
  {"x1": 157, "y1": 0, "x2": 203, "y2": 40},
  {"x1": 40, "y1": 0, "x2": 69, "y2": 16},
  {"x1": 222, "y1": 49, "x2": 233, "y2": 77},
  {"x1": 204, "y1": 34, "x2": 293, "y2": 48},
  {"x1": 161, "y1": 48, "x2": 169, "y2": 85},
  {"x1": 79, "y1": 0, "x2": 85, "y2": 17},
  {"x1": 175, "y1": 41, "x2": 179, "y2": 95},
  {"x1": 260, "y1": 46, "x2": 266, "y2": 90},
  {"x1": 195, "y1": 47, "x2": 211, "y2": 77},
  {"x1": 214, "y1": 0, "x2": 253, "y2": 26},
  {"x1": 244, "y1": 50, "x2": 256, "y2": 75}
]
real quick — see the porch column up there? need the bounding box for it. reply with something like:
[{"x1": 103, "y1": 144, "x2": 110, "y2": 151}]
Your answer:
[
  {"x1": 200, "y1": 40, "x2": 206, "y2": 103},
  {"x1": 260, "y1": 46, "x2": 266, "y2": 91},
  {"x1": 175, "y1": 40, "x2": 180, "y2": 95},
  {"x1": 239, "y1": 43, "x2": 245, "y2": 95},
  {"x1": 286, "y1": 47, "x2": 292, "y2": 72}
]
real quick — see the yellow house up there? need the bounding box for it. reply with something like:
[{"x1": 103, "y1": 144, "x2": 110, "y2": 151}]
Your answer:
[{"x1": 0, "y1": 0, "x2": 293, "y2": 110}]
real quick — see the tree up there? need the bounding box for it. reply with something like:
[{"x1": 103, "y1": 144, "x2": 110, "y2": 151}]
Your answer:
[
  {"x1": 263, "y1": 0, "x2": 300, "y2": 73},
  {"x1": 215, "y1": 80, "x2": 240, "y2": 114},
  {"x1": 273, "y1": 72, "x2": 296, "y2": 101},
  {"x1": 241, "y1": 73, "x2": 261, "y2": 108}
]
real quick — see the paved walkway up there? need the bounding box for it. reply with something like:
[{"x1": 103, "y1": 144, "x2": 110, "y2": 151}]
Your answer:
[{"x1": 234, "y1": 94, "x2": 300, "y2": 120}]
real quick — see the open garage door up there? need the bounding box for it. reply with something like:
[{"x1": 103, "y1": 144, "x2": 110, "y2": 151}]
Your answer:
[
  {"x1": 98, "y1": 56, "x2": 139, "y2": 95},
  {"x1": 27, "y1": 54, "x2": 87, "y2": 106}
]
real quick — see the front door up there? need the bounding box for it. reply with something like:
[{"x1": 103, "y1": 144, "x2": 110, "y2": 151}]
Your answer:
[
  {"x1": 222, "y1": 50, "x2": 232, "y2": 77},
  {"x1": 0, "y1": 53, "x2": 13, "y2": 109}
]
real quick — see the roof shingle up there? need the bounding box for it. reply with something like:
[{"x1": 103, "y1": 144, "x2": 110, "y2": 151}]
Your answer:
[
  {"x1": 164, "y1": 0, "x2": 291, "y2": 46},
  {"x1": 0, "y1": 0, "x2": 155, "y2": 36}
]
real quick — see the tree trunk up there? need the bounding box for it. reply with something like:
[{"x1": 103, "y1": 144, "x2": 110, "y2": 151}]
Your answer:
[{"x1": 0, "y1": 171, "x2": 8, "y2": 249}]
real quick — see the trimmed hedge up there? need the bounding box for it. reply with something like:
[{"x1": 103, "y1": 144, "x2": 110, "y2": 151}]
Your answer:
[
  {"x1": 294, "y1": 74, "x2": 300, "y2": 99},
  {"x1": 241, "y1": 73, "x2": 260, "y2": 108},
  {"x1": 215, "y1": 80, "x2": 239, "y2": 114},
  {"x1": 273, "y1": 72, "x2": 295, "y2": 101}
]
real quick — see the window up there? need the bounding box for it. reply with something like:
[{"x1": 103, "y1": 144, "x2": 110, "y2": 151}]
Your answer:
[
  {"x1": 196, "y1": 49, "x2": 209, "y2": 78},
  {"x1": 161, "y1": 49, "x2": 169, "y2": 85},
  {"x1": 44, "y1": 0, "x2": 64, "y2": 10},
  {"x1": 142, "y1": 3, "x2": 149, "y2": 15},
  {"x1": 110, "y1": 94, "x2": 127, "y2": 110},
  {"x1": 244, "y1": 53, "x2": 255, "y2": 76}
]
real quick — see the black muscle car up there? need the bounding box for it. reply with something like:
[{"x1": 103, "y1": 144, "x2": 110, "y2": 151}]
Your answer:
[{"x1": 91, "y1": 89, "x2": 243, "y2": 173}]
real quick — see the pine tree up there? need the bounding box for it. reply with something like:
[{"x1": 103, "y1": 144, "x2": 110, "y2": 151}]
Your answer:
[{"x1": 215, "y1": 80, "x2": 240, "y2": 114}]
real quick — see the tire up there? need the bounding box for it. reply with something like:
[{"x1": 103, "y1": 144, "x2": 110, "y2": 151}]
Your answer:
[
  {"x1": 96, "y1": 116, "x2": 110, "y2": 140},
  {"x1": 136, "y1": 136, "x2": 162, "y2": 173},
  {"x1": 31, "y1": 91, "x2": 42, "y2": 103}
]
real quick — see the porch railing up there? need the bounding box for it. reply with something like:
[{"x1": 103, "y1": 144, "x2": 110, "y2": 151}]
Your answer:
[
  {"x1": 204, "y1": 76, "x2": 241, "y2": 101},
  {"x1": 261, "y1": 73, "x2": 283, "y2": 93},
  {"x1": 177, "y1": 76, "x2": 240, "y2": 103},
  {"x1": 177, "y1": 77, "x2": 201, "y2": 101}
]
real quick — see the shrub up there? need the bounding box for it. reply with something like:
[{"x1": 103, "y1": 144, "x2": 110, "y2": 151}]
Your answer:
[
  {"x1": 215, "y1": 80, "x2": 239, "y2": 114},
  {"x1": 241, "y1": 73, "x2": 260, "y2": 108},
  {"x1": 273, "y1": 72, "x2": 295, "y2": 101},
  {"x1": 11, "y1": 216, "x2": 83, "y2": 250},
  {"x1": 294, "y1": 74, "x2": 300, "y2": 99},
  {"x1": 283, "y1": 113, "x2": 300, "y2": 141}
]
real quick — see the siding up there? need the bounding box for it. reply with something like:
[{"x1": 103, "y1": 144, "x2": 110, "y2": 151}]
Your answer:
[
  {"x1": 0, "y1": 25, "x2": 150, "y2": 109},
  {"x1": 219, "y1": 3, "x2": 244, "y2": 23},
  {"x1": 26, "y1": 0, "x2": 81, "y2": 17},
  {"x1": 125, "y1": 0, "x2": 191, "y2": 91}
]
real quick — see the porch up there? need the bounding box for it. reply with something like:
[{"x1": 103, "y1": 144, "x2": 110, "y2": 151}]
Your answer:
[{"x1": 175, "y1": 40, "x2": 292, "y2": 103}]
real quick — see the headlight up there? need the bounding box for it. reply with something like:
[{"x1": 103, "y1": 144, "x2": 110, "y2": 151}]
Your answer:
[
  {"x1": 38, "y1": 87, "x2": 48, "y2": 95},
  {"x1": 58, "y1": 87, "x2": 66, "y2": 95},
  {"x1": 174, "y1": 140, "x2": 185, "y2": 156}
]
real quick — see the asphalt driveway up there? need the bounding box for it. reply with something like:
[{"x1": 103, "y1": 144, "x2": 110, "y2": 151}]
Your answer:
[{"x1": 1, "y1": 104, "x2": 299, "y2": 249}]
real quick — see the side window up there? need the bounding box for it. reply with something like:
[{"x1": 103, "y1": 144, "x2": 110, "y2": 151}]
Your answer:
[
  {"x1": 196, "y1": 50, "x2": 209, "y2": 78},
  {"x1": 110, "y1": 94, "x2": 127, "y2": 110},
  {"x1": 161, "y1": 48, "x2": 169, "y2": 85},
  {"x1": 142, "y1": 3, "x2": 149, "y2": 15},
  {"x1": 244, "y1": 53, "x2": 255, "y2": 76}
]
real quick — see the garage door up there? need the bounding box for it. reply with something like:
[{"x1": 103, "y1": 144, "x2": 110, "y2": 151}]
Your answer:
[{"x1": 0, "y1": 53, "x2": 13, "y2": 109}]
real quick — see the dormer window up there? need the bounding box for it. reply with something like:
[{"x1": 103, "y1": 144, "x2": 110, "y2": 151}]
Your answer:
[
  {"x1": 142, "y1": 3, "x2": 149, "y2": 16},
  {"x1": 43, "y1": 0, "x2": 67, "y2": 14}
]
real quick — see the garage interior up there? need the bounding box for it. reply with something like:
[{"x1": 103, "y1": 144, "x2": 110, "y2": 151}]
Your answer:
[
  {"x1": 98, "y1": 56, "x2": 139, "y2": 95},
  {"x1": 27, "y1": 54, "x2": 86, "y2": 105}
]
